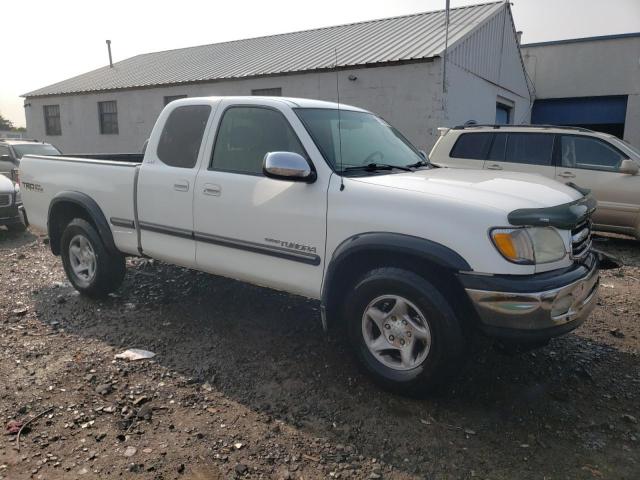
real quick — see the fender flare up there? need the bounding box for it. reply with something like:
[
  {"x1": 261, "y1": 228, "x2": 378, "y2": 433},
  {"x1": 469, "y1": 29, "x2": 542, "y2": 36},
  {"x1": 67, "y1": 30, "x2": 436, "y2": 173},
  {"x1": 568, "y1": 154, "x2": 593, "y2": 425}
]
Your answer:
[
  {"x1": 47, "y1": 191, "x2": 118, "y2": 256},
  {"x1": 321, "y1": 232, "x2": 472, "y2": 316}
]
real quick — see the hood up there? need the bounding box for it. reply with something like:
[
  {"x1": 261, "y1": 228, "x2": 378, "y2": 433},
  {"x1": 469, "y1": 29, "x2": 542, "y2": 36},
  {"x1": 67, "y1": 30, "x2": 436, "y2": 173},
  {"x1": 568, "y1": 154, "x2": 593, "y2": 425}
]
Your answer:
[
  {"x1": 0, "y1": 174, "x2": 15, "y2": 192},
  {"x1": 350, "y1": 167, "x2": 583, "y2": 213}
]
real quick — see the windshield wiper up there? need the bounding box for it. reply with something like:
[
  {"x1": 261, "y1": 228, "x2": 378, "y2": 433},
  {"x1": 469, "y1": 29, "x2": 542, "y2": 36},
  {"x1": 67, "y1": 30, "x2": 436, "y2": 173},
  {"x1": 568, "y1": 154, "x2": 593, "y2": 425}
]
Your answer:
[
  {"x1": 405, "y1": 160, "x2": 430, "y2": 169},
  {"x1": 343, "y1": 163, "x2": 413, "y2": 173}
]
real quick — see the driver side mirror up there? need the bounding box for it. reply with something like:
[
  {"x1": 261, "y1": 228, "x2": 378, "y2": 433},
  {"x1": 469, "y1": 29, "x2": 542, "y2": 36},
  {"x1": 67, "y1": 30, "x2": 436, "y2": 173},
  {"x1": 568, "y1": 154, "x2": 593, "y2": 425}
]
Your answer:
[
  {"x1": 619, "y1": 159, "x2": 639, "y2": 175},
  {"x1": 263, "y1": 152, "x2": 316, "y2": 183}
]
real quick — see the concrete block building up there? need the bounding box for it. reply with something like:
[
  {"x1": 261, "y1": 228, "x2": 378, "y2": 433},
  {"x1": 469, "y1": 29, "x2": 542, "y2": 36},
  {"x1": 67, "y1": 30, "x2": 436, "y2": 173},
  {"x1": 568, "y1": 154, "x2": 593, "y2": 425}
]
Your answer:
[{"x1": 24, "y1": 1, "x2": 530, "y2": 154}]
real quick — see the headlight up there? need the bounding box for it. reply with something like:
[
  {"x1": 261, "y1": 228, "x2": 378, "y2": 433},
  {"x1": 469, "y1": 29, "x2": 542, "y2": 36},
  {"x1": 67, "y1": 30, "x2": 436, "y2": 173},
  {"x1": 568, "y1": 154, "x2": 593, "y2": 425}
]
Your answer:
[
  {"x1": 14, "y1": 188, "x2": 21, "y2": 204},
  {"x1": 490, "y1": 227, "x2": 566, "y2": 264}
]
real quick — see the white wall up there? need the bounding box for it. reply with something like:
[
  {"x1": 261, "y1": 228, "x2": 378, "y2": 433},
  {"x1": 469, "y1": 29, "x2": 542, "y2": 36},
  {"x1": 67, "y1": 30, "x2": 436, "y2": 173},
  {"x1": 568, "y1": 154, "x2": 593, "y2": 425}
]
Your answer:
[
  {"x1": 522, "y1": 36, "x2": 640, "y2": 98},
  {"x1": 25, "y1": 62, "x2": 443, "y2": 154},
  {"x1": 443, "y1": 62, "x2": 531, "y2": 127},
  {"x1": 522, "y1": 35, "x2": 640, "y2": 147}
]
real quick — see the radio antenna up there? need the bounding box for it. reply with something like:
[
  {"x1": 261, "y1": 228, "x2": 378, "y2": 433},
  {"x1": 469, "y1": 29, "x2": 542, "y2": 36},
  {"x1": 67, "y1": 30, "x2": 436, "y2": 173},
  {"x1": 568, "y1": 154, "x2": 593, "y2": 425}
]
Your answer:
[{"x1": 334, "y1": 47, "x2": 345, "y2": 191}]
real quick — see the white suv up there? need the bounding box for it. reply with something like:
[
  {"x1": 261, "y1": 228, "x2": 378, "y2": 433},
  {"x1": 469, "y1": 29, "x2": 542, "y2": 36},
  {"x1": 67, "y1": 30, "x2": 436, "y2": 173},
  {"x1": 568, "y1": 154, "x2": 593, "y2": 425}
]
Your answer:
[{"x1": 430, "y1": 125, "x2": 640, "y2": 239}]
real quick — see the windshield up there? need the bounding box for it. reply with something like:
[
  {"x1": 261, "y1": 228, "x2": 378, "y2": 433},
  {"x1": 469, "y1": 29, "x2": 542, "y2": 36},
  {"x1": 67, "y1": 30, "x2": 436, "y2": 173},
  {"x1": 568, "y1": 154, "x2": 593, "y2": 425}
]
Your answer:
[
  {"x1": 13, "y1": 144, "x2": 61, "y2": 160},
  {"x1": 295, "y1": 109, "x2": 424, "y2": 173}
]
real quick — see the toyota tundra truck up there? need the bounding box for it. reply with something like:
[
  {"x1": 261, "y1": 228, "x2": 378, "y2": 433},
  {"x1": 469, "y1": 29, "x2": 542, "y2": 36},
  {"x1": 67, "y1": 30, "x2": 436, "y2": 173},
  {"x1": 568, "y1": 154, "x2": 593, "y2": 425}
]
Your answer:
[{"x1": 20, "y1": 97, "x2": 604, "y2": 394}]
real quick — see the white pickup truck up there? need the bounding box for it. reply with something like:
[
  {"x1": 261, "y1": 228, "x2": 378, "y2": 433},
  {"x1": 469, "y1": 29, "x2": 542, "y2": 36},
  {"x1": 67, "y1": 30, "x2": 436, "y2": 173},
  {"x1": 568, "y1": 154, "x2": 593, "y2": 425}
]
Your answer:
[{"x1": 21, "y1": 97, "x2": 606, "y2": 394}]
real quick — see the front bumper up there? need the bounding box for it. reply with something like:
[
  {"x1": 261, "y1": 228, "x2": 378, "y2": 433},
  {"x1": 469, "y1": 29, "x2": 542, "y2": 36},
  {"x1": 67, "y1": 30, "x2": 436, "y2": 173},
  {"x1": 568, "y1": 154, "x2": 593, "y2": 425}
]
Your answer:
[
  {"x1": 0, "y1": 203, "x2": 24, "y2": 226},
  {"x1": 460, "y1": 252, "x2": 599, "y2": 340}
]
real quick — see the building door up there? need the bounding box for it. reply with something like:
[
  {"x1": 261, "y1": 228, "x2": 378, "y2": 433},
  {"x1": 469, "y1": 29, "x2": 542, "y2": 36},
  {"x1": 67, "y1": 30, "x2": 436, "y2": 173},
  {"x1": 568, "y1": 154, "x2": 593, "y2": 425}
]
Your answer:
[{"x1": 532, "y1": 96, "x2": 628, "y2": 139}]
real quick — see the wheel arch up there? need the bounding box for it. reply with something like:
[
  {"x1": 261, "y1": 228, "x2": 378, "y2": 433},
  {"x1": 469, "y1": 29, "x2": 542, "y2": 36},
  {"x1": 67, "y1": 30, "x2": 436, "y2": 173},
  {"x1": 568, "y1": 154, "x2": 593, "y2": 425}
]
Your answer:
[
  {"x1": 47, "y1": 191, "x2": 118, "y2": 256},
  {"x1": 321, "y1": 232, "x2": 475, "y2": 332}
]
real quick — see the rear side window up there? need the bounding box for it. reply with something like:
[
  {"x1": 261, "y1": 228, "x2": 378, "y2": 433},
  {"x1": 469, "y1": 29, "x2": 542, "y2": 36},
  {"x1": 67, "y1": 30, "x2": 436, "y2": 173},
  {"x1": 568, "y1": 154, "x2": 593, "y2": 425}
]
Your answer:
[
  {"x1": 504, "y1": 133, "x2": 554, "y2": 166},
  {"x1": 211, "y1": 106, "x2": 305, "y2": 175},
  {"x1": 450, "y1": 133, "x2": 493, "y2": 160},
  {"x1": 157, "y1": 105, "x2": 211, "y2": 168},
  {"x1": 488, "y1": 133, "x2": 507, "y2": 161}
]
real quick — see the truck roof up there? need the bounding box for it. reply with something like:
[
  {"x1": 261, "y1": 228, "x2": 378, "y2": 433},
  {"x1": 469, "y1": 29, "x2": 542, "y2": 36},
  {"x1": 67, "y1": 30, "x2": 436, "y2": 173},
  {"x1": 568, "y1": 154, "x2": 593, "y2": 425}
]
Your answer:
[{"x1": 170, "y1": 96, "x2": 369, "y2": 113}]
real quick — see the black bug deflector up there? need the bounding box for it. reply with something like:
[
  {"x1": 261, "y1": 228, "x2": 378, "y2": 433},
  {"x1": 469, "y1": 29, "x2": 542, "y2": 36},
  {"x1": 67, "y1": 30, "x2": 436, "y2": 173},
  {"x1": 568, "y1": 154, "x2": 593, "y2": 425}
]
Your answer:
[{"x1": 508, "y1": 195, "x2": 597, "y2": 229}]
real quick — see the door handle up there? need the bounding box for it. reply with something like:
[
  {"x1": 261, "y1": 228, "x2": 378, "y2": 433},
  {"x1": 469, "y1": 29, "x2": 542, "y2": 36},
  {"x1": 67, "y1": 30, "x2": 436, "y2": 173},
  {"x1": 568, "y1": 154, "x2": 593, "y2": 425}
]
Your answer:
[
  {"x1": 203, "y1": 183, "x2": 221, "y2": 196},
  {"x1": 173, "y1": 180, "x2": 190, "y2": 192},
  {"x1": 558, "y1": 171, "x2": 576, "y2": 178},
  {"x1": 486, "y1": 164, "x2": 503, "y2": 170}
]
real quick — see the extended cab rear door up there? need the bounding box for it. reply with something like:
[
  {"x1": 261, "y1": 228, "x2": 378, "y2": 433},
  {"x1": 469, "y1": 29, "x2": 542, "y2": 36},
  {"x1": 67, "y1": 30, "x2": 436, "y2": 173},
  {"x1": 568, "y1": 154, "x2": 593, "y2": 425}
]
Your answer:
[
  {"x1": 136, "y1": 103, "x2": 215, "y2": 268},
  {"x1": 193, "y1": 100, "x2": 329, "y2": 299}
]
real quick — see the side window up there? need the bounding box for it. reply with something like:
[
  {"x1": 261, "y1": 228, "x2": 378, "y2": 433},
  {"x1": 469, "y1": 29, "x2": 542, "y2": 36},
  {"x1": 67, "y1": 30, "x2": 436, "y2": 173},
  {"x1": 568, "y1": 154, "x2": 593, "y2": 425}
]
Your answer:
[
  {"x1": 504, "y1": 133, "x2": 554, "y2": 166},
  {"x1": 449, "y1": 133, "x2": 494, "y2": 160},
  {"x1": 559, "y1": 135, "x2": 627, "y2": 171},
  {"x1": 487, "y1": 133, "x2": 507, "y2": 161},
  {"x1": 0, "y1": 145, "x2": 12, "y2": 171},
  {"x1": 211, "y1": 107, "x2": 305, "y2": 175},
  {"x1": 157, "y1": 105, "x2": 212, "y2": 168}
]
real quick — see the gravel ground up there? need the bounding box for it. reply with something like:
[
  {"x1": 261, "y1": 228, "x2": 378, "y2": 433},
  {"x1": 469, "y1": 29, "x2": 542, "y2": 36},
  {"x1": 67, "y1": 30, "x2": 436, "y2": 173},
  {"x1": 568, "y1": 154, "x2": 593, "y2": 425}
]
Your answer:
[{"x1": 0, "y1": 228, "x2": 638, "y2": 479}]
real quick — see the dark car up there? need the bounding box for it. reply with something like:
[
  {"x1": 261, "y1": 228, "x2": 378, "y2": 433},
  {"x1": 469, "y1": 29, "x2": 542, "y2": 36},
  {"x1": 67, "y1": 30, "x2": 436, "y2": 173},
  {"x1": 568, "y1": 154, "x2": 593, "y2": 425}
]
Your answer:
[{"x1": 0, "y1": 139, "x2": 61, "y2": 178}]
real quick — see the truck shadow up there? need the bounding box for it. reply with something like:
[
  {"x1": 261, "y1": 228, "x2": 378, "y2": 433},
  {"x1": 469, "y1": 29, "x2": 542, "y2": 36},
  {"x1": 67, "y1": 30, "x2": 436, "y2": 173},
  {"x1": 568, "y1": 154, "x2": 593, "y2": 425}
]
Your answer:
[
  {"x1": 0, "y1": 227, "x2": 38, "y2": 249},
  {"x1": 31, "y1": 245, "x2": 639, "y2": 478}
]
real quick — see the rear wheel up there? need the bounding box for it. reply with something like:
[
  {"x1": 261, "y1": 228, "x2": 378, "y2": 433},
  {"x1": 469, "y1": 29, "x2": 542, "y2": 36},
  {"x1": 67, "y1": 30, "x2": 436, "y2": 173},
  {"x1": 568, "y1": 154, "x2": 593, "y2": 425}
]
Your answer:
[
  {"x1": 345, "y1": 267, "x2": 466, "y2": 395},
  {"x1": 60, "y1": 218, "x2": 125, "y2": 297}
]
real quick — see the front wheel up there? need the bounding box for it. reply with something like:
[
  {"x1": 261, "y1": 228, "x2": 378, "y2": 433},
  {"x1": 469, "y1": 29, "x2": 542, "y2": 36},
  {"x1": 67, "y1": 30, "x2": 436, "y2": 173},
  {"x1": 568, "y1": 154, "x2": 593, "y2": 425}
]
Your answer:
[
  {"x1": 60, "y1": 218, "x2": 126, "y2": 297},
  {"x1": 7, "y1": 209, "x2": 28, "y2": 232},
  {"x1": 344, "y1": 267, "x2": 467, "y2": 395}
]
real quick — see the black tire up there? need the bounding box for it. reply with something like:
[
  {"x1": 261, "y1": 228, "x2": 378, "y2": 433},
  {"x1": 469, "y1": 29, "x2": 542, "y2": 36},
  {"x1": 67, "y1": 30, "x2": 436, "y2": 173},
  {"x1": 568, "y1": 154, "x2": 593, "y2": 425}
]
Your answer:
[
  {"x1": 344, "y1": 267, "x2": 466, "y2": 396},
  {"x1": 7, "y1": 210, "x2": 28, "y2": 232},
  {"x1": 60, "y1": 218, "x2": 126, "y2": 297}
]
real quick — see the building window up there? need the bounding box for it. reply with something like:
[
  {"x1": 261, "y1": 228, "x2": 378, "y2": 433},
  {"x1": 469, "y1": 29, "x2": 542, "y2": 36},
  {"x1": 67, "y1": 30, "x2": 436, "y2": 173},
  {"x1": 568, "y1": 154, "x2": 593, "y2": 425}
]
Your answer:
[
  {"x1": 164, "y1": 95, "x2": 188, "y2": 106},
  {"x1": 98, "y1": 101, "x2": 119, "y2": 134},
  {"x1": 251, "y1": 87, "x2": 282, "y2": 96},
  {"x1": 43, "y1": 105, "x2": 61, "y2": 136}
]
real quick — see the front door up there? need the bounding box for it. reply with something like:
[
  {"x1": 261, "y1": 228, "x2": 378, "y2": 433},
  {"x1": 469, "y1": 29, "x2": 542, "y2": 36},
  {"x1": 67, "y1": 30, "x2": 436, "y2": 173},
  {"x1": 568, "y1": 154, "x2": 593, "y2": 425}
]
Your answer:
[
  {"x1": 484, "y1": 132, "x2": 557, "y2": 179},
  {"x1": 555, "y1": 134, "x2": 640, "y2": 231},
  {"x1": 136, "y1": 104, "x2": 213, "y2": 268},
  {"x1": 193, "y1": 102, "x2": 328, "y2": 299}
]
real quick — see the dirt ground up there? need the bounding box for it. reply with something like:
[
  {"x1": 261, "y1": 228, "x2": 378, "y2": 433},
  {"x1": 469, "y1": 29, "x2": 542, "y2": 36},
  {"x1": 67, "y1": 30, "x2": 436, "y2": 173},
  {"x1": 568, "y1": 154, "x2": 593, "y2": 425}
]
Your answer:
[{"x1": 0, "y1": 228, "x2": 638, "y2": 480}]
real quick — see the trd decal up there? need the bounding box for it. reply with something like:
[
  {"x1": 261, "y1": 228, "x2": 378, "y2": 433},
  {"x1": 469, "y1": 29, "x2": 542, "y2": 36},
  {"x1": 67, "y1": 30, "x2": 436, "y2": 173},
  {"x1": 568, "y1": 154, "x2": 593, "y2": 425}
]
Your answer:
[{"x1": 22, "y1": 182, "x2": 43, "y2": 192}]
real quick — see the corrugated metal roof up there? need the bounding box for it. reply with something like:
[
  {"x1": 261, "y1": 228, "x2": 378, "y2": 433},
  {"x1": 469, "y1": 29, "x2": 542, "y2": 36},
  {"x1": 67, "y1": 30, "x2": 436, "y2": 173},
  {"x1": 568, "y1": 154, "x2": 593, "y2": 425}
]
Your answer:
[{"x1": 24, "y1": 2, "x2": 504, "y2": 98}]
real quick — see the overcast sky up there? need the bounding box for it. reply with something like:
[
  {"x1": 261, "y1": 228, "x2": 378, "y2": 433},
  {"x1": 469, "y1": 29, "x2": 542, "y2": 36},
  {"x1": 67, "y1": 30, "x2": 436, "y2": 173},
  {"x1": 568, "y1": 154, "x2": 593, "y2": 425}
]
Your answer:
[{"x1": 1, "y1": 0, "x2": 638, "y2": 127}]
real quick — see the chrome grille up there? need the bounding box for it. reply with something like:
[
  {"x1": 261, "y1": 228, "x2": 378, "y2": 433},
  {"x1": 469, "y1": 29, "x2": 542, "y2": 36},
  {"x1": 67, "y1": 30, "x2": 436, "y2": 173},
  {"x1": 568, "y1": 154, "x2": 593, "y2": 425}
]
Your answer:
[
  {"x1": 571, "y1": 218, "x2": 592, "y2": 259},
  {"x1": 0, "y1": 194, "x2": 11, "y2": 207}
]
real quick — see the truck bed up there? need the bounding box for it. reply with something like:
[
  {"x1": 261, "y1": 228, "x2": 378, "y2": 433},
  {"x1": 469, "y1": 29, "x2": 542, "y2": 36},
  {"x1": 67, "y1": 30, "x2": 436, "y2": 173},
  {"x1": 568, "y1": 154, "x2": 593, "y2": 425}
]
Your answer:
[{"x1": 19, "y1": 154, "x2": 141, "y2": 255}]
